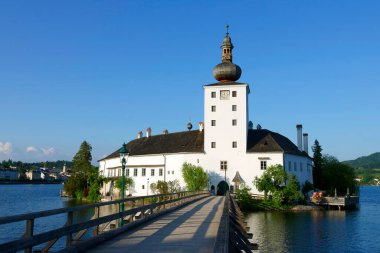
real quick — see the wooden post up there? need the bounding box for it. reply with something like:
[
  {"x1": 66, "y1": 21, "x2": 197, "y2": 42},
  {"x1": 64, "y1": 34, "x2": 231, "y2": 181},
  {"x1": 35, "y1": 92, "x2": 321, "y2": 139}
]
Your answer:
[
  {"x1": 24, "y1": 219, "x2": 34, "y2": 253},
  {"x1": 66, "y1": 211, "x2": 73, "y2": 247},
  {"x1": 94, "y1": 206, "x2": 100, "y2": 236},
  {"x1": 141, "y1": 197, "x2": 145, "y2": 218}
]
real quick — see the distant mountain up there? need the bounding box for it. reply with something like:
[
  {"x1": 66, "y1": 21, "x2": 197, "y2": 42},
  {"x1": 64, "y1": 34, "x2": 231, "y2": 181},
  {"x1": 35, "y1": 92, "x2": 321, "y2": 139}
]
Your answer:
[{"x1": 343, "y1": 152, "x2": 380, "y2": 169}]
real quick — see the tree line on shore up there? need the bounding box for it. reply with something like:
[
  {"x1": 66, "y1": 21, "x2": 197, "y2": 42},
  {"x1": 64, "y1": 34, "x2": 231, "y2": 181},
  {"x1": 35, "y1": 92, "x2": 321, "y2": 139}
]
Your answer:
[{"x1": 1, "y1": 160, "x2": 72, "y2": 172}]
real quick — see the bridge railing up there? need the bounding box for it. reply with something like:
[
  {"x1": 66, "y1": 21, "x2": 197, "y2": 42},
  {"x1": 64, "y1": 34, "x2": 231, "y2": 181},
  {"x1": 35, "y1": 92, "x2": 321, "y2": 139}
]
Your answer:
[
  {"x1": 0, "y1": 191, "x2": 209, "y2": 253},
  {"x1": 214, "y1": 192, "x2": 257, "y2": 253}
]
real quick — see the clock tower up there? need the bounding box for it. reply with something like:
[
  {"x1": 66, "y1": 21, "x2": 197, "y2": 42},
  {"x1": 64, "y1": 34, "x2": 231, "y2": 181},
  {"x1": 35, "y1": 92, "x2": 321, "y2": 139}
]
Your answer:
[{"x1": 204, "y1": 25, "x2": 250, "y2": 159}]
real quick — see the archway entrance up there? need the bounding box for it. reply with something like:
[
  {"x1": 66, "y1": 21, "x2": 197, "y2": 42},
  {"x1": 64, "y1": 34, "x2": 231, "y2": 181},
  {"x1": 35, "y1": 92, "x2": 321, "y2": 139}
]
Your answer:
[{"x1": 217, "y1": 181, "x2": 229, "y2": 196}]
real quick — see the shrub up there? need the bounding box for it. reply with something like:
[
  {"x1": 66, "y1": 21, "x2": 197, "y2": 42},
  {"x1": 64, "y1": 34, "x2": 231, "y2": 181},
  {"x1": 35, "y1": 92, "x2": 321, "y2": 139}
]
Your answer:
[
  {"x1": 235, "y1": 185, "x2": 254, "y2": 210},
  {"x1": 157, "y1": 180, "x2": 169, "y2": 194}
]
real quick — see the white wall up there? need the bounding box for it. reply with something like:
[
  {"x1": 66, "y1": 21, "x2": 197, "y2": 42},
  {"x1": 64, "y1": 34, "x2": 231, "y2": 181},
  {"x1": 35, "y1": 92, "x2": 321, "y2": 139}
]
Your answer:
[
  {"x1": 204, "y1": 84, "x2": 249, "y2": 155},
  {"x1": 284, "y1": 154, "x2": 313, "y2": 187},
  {"x1": 100, "y1": 152, "x2": 206, "y2": 196}
]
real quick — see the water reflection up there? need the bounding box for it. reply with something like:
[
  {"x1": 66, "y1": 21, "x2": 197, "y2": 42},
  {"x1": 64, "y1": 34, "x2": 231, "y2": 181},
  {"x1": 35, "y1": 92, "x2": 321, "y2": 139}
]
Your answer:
[
  {"x1": 245, "y1": 203, "x2": 369, "y2": 253},
  {"x1": 0, "y1": 184, "x2": 120, "y2": 251}
]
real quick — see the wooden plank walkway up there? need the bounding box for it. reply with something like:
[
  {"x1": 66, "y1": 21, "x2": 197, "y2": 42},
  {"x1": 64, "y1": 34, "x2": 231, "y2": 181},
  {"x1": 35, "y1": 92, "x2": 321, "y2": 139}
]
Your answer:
[{"x1": 86, "y1": 196, "x2": 225, "y2": 253}]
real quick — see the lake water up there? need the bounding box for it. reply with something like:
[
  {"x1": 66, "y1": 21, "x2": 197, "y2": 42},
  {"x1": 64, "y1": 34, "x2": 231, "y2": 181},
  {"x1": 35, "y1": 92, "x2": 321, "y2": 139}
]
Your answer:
[
  {"x1": 245, "y1": 186, "x2": 380, "y2": 253},
  {"x1": 0, "y1": 185, "x2": 379, "y2": 252},
  {"x1": 0, "y1": 184, "x2": 97, "y2": 251}
]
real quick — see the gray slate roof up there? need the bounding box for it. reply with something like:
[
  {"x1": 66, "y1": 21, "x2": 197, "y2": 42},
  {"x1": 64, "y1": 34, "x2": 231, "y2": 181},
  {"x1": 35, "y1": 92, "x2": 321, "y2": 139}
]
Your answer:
[
  {"x1": 247, "y1": 129, "x2": 309, "y2": 157},
  {"x1": 100, "y1": 130, "x2": 204, "y2": 161},
  {"x1": 99, "y1": 128, "x2": 309, "y2": 161}
]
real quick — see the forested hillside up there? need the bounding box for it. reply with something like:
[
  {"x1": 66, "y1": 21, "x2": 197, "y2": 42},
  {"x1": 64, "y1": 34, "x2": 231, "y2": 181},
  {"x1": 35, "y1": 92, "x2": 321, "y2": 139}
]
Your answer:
[{"x1": 343, "y1": 152, "x2": 380, "y2": 169}]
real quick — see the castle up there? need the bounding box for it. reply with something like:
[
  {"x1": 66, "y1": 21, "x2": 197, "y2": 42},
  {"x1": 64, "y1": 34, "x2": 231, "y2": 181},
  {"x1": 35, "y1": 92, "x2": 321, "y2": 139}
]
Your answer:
[{"x1": 99, "y1": 27, "x2": 313, "y2": 196}]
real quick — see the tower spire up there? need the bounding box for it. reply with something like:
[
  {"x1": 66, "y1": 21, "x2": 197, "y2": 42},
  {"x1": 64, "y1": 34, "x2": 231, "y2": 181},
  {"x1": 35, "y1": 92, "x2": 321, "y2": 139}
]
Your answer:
[
  {"x1": 221, "y1": 24, "x2": 233, "y2": 63},
  {"x1": 213, "y1": 24, "x2": 242, "y2": 82}
]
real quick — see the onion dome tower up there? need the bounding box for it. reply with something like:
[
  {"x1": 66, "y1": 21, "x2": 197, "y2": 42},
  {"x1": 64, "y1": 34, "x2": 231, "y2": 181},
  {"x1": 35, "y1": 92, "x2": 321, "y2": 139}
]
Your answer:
[{"x1": 213, "y1": 24, "x2": 242, "y2": 82}]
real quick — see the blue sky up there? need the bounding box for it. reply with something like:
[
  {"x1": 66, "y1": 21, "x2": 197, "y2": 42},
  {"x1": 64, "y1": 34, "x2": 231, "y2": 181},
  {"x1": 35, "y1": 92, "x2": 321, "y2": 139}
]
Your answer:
[{"x1": 1, "y1": 0, "x2": 379, "y2": 163}]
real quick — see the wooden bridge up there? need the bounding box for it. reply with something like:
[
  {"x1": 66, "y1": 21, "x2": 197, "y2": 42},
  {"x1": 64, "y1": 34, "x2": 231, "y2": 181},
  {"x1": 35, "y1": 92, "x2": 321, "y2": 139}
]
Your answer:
[{"x1": 0, "y1": 191, "x2": 255, "y2": 253}]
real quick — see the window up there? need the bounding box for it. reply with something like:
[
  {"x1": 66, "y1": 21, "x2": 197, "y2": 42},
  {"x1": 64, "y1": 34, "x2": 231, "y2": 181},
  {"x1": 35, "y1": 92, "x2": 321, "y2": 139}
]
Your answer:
[
  {"x1": 260, "y1": 161, "x2": 267, "y2": 170},
  {"x1": 211, "y1": 106, "x2": 216, "y2": 112},
  {"x1": 211, "y1": 120, "x2": 216, "y2": 126},
  {"x1": 172, "y1": 170, "x2": 174, "y2": 174},
  {"x1": 142, "y1": 168, "x2": 146, "y2": 176},
  {"x1": 133, "y1": 168, "x2": 138, "y2": 177},
  {"x1": 211, "y1": 92, "x2": 216, "y2": 98},
  {"x1": 232, "y1": 91, "x2": 237, "y2": 97},
  {"x1": 211, "y1": 142, "x2": 216, "y2": 148},
  {"x1": 294, "y1": 162, "x2": 297, "y2": 171},
  {"x1": 159, "y1": 168, "x2": 163, "y2": 176},
  {"x1": 232, "y1": 119, "x2": 237, "y2": 126},
  {"x1": 151, "y1": 169, "x2": 155, "y2": 176},
  {"x1": 126, "y1": 169, "x2": 130, "y2": 177},
  {"x1": 288, "y1": 161, "x2": 292, "y2": 171},
  {"x1": 232, "y1": 141, "x2": 237, "y2": 148},
  {"x1": 232, "y1": 105, "x2": 237, "y2": 111},
  {"x1": 220, "y1": 161, "x2": 228, "y2": 170},
  {"x1": 142, "y1": 185, "x2": 145, "y2": 189},
  {"x1": 168, "y1": 171, "x2": 170, "y2": 175},
  {"x1": 300, "y1": 163, "x2": 303, "y2": 172},
  {"x1": 118, "y1": 169, "x2": 121, "y2": 177}
]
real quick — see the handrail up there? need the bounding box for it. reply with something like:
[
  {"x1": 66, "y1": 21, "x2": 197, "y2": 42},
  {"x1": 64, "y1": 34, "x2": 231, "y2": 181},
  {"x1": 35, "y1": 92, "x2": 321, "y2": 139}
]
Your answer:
[
  {"x1": 0, "y1": 191, "x2": 199, "y2": 225},
  {"x1": 214, "y1": 192, "x2": 256, "y2": 253},
  {"x1": 0, "y1": 191, "x2": 209, "y2": 253}
]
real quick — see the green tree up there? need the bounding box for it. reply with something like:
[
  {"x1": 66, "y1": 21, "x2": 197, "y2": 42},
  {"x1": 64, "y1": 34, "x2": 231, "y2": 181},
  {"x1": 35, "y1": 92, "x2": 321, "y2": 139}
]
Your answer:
[
  {"x1": 72, "y1": 141, "x2": 93, "y2": 174},
  {"x1": 235, "y1": 185, "x2": 254, "y2": 210},
  {"x1": 254, "y1": 164, "x2": 287, "y2": 200},
  {"x1": 254, "y1": 165, "x2": 304, "y2": 207},
  {"x1": 282, "y1": 175, "x2": 303, "y2": 204},
  {"x1": 312, "y1": 139, "x2": 323, "y2": 189},
  {"x1": 321, "y1": 155, "x2": 357, "y2": 195},
  {"x1": 64, "y1": 141, "x2": 103, "y2": 200},
  {"x1": 182, "y1": 163, "x2": 208, "y2": 191},
  {"x1": 157, "y1": 180, "x2": 169, "y2": 194},
  {"x1": 168, "y1": 179, "x2": 181, "y2": 193},
  {"x1": 114, "y1": 176, "x2": 134, "y2": 195}
]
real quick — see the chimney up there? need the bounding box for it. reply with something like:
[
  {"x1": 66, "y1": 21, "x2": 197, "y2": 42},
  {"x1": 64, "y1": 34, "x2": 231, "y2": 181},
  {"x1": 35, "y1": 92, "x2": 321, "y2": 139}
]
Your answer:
[
  {"x1": 146, "y1": 127, "x2": 151, "y2": 138},
  {"x1": 303, "y1": 133, "x2": 309, "y2": 154},
  {"x1": 137, "y1": 131, "x2": 143, "y2": 139},
  {"x1": 296, "y1": 124, "x2": 303, "y2": 151},
  {"x1": 163, "y1": 129, "x2": 168, "y2": 135},
  {"x1": 199, "y1": 122, "x2": 204, "y2": 132}
]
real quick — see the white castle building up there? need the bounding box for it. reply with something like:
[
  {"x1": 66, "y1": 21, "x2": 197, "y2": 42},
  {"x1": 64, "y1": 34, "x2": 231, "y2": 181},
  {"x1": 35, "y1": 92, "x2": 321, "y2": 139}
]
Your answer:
[{"x1": 99, "y1": 28, "x2": 313, "y2": 197}]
